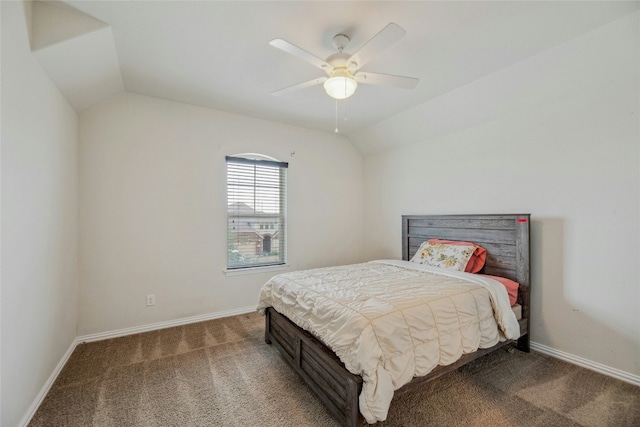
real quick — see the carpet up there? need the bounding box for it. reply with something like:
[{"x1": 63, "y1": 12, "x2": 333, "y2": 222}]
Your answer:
[{"x1": 29, "y1": 312, "x2": 640, "y2": 426}]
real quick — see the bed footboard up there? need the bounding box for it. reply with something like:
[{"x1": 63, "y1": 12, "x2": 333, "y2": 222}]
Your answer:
[{"x1": 265, "y1": 307, "x2": 364, "y2": 427}]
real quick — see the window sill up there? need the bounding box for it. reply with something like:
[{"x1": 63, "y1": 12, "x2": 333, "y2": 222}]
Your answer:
[{"x1": 224, "y1": 264, "x2": 289, "y2": 277}]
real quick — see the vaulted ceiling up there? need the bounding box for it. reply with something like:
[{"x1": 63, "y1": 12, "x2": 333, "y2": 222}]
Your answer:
[{"x1": 32, "y1": 1, "x2": 638, "y2": 145}]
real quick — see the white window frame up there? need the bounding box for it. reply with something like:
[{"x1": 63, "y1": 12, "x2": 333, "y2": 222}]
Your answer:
[{"x1": 224, "y1": 154, "x2": 288, "y2": 275}]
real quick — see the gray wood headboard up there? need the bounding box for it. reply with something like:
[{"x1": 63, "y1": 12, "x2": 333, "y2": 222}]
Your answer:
[{"x1": 402, "y1": 214, "x2": 531, "y2": 320}]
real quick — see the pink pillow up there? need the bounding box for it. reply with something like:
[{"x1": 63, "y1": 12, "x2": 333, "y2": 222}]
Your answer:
[
  {"x1": 478, "y1": 274, "x2": 519, "y2": 306},
  {"x1": 427, "y1": 239, "x2": 487, "y2": 273}
]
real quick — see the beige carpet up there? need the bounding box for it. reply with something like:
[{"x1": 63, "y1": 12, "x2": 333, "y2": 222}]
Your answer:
[{"x1": 29, "y1": 312, "x2": 640, "y2": 426}]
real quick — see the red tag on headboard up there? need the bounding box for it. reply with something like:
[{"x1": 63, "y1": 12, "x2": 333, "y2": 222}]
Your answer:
[{"x1": 517, "y1": 218, "x2": 528, "y2": 223}]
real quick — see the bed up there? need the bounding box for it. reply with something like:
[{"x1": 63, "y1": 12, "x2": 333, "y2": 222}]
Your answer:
[{"x1": 258, "y1": 214, "x2": 530, "y2": 426}]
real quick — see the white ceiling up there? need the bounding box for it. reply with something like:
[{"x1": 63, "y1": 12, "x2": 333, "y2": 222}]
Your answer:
[{"x1": 45, "y1": 1, "x2": 638, "y2": 136}]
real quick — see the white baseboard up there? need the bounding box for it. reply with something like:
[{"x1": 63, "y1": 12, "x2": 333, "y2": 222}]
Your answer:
[
  {"x1": 530, "y1": 341, "x2": 640, "y2": 387},
  {"x1": 18, "y1": 338, "x2": 79, "y2": 427},
  {"x1": 77, "y1": 305, "x2": 257, "y2": 343}
]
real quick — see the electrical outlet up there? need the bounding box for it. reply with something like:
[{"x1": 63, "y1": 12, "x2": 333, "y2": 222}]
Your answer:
[{"x1": 146, "y1": 294, "x2": 156, "y2": 306}]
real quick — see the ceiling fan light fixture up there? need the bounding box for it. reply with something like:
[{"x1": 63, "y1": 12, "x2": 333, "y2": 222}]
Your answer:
[{"x1": 324, "y1": 76, "x2": 358, "y2": 100}]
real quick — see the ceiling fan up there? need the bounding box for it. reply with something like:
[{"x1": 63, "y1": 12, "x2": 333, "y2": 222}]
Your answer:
[{"x1": 270, "y1": 23, "x2": 419, "y2": 100}]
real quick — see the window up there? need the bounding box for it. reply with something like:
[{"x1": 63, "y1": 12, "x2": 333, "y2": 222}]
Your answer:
[{"x1": 226, "y1": 154, "x2": 287, "y2": 270}]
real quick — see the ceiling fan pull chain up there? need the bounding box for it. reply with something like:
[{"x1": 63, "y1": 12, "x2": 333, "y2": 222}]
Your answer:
[
  {"x1": 344, "y1": 97, "x2": 349, "y2": 123},
  {"x1": 334, "y1": 98, "x2": 339, "y2": 133}
]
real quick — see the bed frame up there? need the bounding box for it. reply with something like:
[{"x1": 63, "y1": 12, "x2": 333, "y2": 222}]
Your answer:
[{"x1": 265, "y1": 214, "x2": 531, "y2": 426}]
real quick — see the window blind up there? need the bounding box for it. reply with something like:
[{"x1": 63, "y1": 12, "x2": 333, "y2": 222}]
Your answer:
[{"x1": 226, "y1": 156, "x2": 287, "y2": 269}]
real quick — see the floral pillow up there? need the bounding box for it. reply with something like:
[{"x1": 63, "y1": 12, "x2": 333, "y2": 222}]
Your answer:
[
  {"x1": 427, "y1": 239, "x2": 486, "y2": 273},
  {"x1": 410, "y1": 241, "x2": 476, "y2": 271}
]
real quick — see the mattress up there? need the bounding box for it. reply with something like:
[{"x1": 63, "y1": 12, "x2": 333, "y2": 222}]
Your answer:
[{"x1": 512, "y1": 303, "x2": 522, "y2": 320}]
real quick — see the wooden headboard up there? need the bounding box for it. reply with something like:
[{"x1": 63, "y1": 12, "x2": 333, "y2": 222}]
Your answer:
[{"x1": 402, "y1": 214, "x2": 531, "y2": 320}]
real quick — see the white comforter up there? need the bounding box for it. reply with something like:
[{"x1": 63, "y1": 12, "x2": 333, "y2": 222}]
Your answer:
[{"x1": 256, "y1": 260, "x2": 520, "y2": 424}]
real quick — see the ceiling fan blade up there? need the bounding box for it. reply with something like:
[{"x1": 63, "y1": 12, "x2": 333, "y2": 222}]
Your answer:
[
  {"x1": 347, "y1": 23, "x2": 406, "y2": 70},
  {"x1": 355, "y1": 72, "x2": 419, "y2": 89},
  {"x1": 271, "y1": 77, "x2": 327, "y2": 96},
  {"x1": 269, "y1": 39, "x2": 331, "y2": 71}
]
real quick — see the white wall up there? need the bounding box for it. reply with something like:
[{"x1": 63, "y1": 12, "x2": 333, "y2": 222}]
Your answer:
[
  {"x1": 362, "y1": 13, "x2": 639, "y2": 378},
  {"x1": 1, "y1": 2, "x2": 79, "y2": 426},
  {"x1": 78, "y1": 93, "x2": 364, "y2": 336}
]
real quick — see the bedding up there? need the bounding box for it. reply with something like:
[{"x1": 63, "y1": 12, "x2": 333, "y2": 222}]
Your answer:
[
  {"x1": 257, "y1": 260, "x2": 519, "y2": 424},
  {"x1": 478, "y1": 274, "x2": 520, "y2": 306},
  {"x1": 409, "y1": 240, "x2": 475, "y2": 271},
  {"x1": 427, "y1": 239, "x2": 487, "y2": 273}
]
